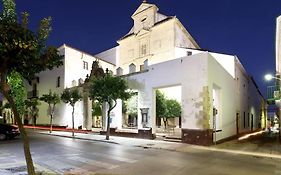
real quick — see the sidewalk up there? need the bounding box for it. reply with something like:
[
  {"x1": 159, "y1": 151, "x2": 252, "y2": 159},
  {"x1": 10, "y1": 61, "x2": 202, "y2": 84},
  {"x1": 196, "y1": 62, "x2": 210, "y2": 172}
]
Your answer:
[{"x1": 27, "y1": 126, "x2": 281, "y2": 160}]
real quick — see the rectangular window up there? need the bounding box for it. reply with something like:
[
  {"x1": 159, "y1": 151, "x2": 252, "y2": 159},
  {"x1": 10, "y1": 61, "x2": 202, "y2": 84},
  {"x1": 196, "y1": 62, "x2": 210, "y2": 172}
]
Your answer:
[
  {"x1": 141, "y1": 44, "x2": 147, "y2": 56},
  {"x1": 57, "y1": 76, "x2": 60, "y2": 88},
  {"x1": 83, "y1": 61, "x2": 88, "y2": 70},
  {"x1": 140, "y1": 64, "x2": 144, "y2": 71}
]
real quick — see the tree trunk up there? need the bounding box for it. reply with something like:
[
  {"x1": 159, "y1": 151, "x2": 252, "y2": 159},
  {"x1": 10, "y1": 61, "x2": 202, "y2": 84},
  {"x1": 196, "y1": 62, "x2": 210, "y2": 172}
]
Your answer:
[
  {"x1": 49, "y1": 104, "x2": 53, "y2": 133},
  {"x1": 2, "y1": 90, "x2": 36, "y2": 175},
  {"x1": 33, "y1": 114, "x2": 36, "y2": 126},
  {"x1": 50, "y1": 115, "x2": 53, "y2": 133},
  {"x1": 163, "y1": 118, "x2": 168, "y2": 130},
  {"x1": 105, "y1": 100, "x2": 117, "y2": 140},
  {"x1": 72, "y1": 106, "x2": 75, "y2": 137},
  {"x1": 106, "y1": 109, "x2": 111, "y2": 140}
]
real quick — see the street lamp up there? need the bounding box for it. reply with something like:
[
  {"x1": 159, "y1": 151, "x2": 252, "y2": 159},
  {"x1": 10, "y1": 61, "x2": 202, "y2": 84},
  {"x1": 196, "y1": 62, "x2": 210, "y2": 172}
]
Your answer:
[
  {"x1": 264, "y1": 73, "x2": 281, "y2": 81},
  {"x1": 264, "y1": 73, "x2": 281, "y2": 140}
]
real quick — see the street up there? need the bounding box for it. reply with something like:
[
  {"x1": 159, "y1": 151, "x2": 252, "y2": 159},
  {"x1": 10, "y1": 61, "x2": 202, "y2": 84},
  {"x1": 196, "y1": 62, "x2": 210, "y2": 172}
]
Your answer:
[{"x1": 0, "y1": 132, "x2": 281, "y2": 175}]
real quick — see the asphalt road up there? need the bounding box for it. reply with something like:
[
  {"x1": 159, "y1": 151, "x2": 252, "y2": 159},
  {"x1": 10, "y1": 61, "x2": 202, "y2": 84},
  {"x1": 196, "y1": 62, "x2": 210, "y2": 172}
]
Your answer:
[{"x1": 0, "y1": 132, "x2": 281, "y2": 175}]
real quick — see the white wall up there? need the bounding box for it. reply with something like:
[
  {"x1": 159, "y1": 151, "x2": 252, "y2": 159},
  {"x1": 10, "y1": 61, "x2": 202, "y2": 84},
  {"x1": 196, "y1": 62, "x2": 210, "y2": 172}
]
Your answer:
[
  {"x1": 111, "y1": 53, "x2": 210, "y2": 133},
  {"x1": 29, "y1": 46, "x2": 66, "y2": 126},
  {"x1": 207, "y1": 54, "x2": 237, "y2": 141},
  {"x1": 175, "y1": 47, "x2": 235, "y2": 78},
  {"x1": 95, "y1": 46, "x2": 119, "y2": 66},
  {"x1": 31, "y1": 44, "x2": 115, "y2": 128},
  {"x1": 64, "y1": 45, "x2": 115, "y2": 89},
  {"x1": 109, "y1": 51, "x2": 265, "y2": 142}
]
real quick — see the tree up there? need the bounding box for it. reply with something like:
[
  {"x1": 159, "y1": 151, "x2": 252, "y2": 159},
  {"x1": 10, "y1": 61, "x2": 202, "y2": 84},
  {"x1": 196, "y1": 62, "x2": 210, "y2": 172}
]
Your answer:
[
  {"x1": 156, "y1": 90, "x2": 166, "y2": 117},
  {"x1": 40, "y1": 90, "x2": 60, "y2": 133},
  {"x1": 61, "y1": 88, "x2": 82, "y2": 137},
  {"x1": 156, "y1": 90, "x2": 166, "y2": 127},
  {"x1": 164, "y1": 99, "x2": 181, "y2": 128},
  {"x1": 156, "y1": 90, "x2": 181, "y2": 129},
  {"x1": 8, "y1": 71, "x2": 27, "y2": 117},
  {"x1": 0, "y1": 0, "x2": 63, "y2": 174},
  {"x1": 25, "y1": 98, "x2": 40, "y2": 126},
  {"x1": 89, "y1": 73, "x2": 131, "y2": 140},
  {"x1": 127, "y1": 92, "x2": 138, "y2": 117}
]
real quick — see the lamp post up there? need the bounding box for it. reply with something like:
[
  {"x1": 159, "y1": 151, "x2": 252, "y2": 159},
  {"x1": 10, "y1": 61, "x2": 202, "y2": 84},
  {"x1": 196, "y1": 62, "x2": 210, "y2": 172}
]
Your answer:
[{"x1": 264, "y1": 73, "x2": 281, "y2": 140}]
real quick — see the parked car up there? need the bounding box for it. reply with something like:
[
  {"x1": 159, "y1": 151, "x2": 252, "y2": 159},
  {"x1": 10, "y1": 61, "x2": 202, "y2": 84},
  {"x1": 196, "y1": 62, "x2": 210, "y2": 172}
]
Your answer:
[{"x1": 0, "y1": 124, "x2": 20, "y2": 140}]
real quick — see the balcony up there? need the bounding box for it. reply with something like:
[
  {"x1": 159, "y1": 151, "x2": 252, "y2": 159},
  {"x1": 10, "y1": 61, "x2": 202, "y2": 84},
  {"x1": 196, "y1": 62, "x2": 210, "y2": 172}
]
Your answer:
[{"x1": 27, "y1": 90, "x2": 38, "y2": 99}]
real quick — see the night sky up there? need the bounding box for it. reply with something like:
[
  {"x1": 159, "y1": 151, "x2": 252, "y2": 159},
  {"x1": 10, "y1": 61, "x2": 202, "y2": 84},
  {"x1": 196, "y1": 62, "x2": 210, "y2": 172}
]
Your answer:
[{"x1": 3, "y1": 0, "x2": 281, "y2": 96}]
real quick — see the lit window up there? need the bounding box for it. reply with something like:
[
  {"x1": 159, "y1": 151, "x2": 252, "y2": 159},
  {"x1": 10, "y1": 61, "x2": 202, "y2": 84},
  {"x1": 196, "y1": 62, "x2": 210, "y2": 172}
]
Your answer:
[
  {"x1": 57, "y1": 76, "x2": 60, "y2": 88},
  {"x1": 83, "y1": 61, "x2": 88, "y2": 70}
]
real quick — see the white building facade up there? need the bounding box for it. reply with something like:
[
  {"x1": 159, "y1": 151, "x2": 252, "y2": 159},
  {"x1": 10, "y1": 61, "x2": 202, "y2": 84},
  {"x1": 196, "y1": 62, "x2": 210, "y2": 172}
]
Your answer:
[
  {"x1": 25, "y1": 44, "x2": 114, "y2": 129},
  {"x1": 96, "y1": 1, "x2": 266, "y2": 145}
]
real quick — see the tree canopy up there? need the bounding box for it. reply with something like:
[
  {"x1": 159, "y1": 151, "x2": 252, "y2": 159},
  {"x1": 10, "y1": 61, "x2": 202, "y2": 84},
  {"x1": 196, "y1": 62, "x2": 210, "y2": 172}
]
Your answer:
[
  {"x1": 40, "y1": 90, "x2": 60, "y2": 108},
  {"x1": 90, "y1": 74, "x2": 131, "y2": 105},
  {"x1": 156, "y1": 90, "x2": 166, "y2": 118},
  {"x1": 165, "y1": 99, "x2": 181, "y2": 118},
  {"x1": 61, "y1": 88, "x2": 82, "y2": 107},
  {"x1": 7, "y1": 71, "x2": 27, "y2": 116},
  {"x1": 0, "y1": 1, "x2": 63, "y2": 82}
]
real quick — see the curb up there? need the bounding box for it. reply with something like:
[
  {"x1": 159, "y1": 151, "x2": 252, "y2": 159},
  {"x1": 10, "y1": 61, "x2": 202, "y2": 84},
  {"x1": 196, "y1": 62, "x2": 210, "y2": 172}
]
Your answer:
[
  {"x1": 37, "y1": 132, "x2": 119, "y2": 145},
  {"x1": 35, "y1": 130, "x2": 281, "y2": 160}
]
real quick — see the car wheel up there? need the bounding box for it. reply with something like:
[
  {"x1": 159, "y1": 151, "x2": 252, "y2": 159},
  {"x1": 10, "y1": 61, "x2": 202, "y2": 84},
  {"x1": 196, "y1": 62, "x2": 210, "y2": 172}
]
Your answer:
[{"x1": 0, "y1": 133, "x2": 6, "y2": 140}]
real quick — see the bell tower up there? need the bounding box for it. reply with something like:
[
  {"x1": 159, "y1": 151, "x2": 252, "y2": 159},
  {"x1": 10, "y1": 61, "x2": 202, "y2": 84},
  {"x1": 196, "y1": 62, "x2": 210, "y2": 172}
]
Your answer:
[{"x1": 131, "y1": 1, "x2": 158, "y2": 34}]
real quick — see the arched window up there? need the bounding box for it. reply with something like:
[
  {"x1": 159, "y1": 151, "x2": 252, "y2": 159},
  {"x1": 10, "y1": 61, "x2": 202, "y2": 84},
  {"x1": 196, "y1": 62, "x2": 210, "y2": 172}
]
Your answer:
[
  {"x1": 116, "y1": 67, "x2": 123, "y2": 76},
  {"x1": 129, "y1": 63, "x2": 136, "y2": 73}
]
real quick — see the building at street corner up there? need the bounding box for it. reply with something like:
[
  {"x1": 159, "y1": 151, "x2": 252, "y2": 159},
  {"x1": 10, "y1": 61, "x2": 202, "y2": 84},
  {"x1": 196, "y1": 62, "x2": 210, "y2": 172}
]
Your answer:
[
  {"x1": 1, "y1": 1, "x2": 267, "y2": 145},
  {"x1": 96, "y1": 1, "x2": 267, "y2": 145}
]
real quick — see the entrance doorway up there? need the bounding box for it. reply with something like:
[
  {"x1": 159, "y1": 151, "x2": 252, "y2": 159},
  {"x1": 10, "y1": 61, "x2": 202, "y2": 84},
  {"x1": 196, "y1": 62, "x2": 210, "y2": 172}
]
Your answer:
[
  {"x1": 92, "y1": 101, "x2": 102, "y2": 129},
  {"x1": 122, "y1": 92, "x2": 138, "y2": 129},
  {"x1": 154, "y1": 86, "x2": 182, "y2": 140},
  {"x1": 236, "y1": 113, "x2": 240, "y2": 135}
]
